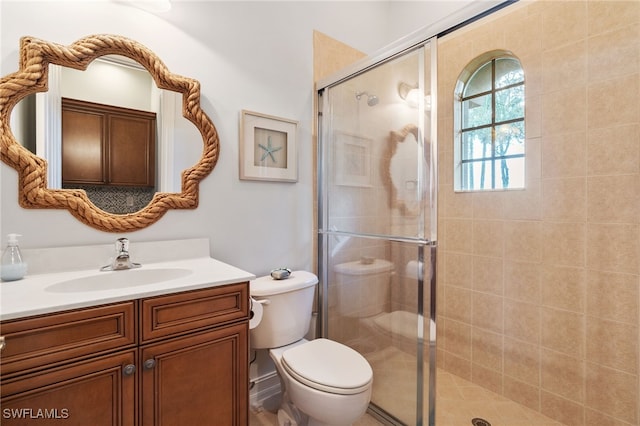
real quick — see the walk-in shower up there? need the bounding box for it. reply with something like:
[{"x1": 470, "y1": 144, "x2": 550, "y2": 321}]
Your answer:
[{"x1": 317, "y1": 38, "x2": 437, "y2": 425}]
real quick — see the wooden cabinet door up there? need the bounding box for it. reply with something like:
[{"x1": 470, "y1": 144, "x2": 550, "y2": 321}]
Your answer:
[
  {"x1": 62, "y1": 108, "x2": 106, "y2": 185},
  {"x1": 140, "y1": 323, "x2": 248, "y2": 426},
  {"x1": 108, "y1": 114, "x2": 155, "y2": 187},
  {"x1": 61, "y1": 97, "x2": 155, "y2": 187},
  {"x1": 1, "y1": 350, "x2": 136, "y2": 426}
]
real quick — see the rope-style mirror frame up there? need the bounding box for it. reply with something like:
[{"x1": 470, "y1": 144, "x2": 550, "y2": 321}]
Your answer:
[{"x1": 0, "y1": 34, "x2": 219, "y2": 232}]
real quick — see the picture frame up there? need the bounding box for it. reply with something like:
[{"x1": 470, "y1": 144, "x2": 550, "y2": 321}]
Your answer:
[
  {"x1": 239, "y1": 110, "x2": 298, "y2": 182},
  {"x1": 334, "y1": 132, "x2": 372, "y2": 187}
]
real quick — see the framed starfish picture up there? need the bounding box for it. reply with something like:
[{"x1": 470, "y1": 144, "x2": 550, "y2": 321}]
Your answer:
[{"x1": 240, "y1": 110, "x2": 298, "y2": 182}]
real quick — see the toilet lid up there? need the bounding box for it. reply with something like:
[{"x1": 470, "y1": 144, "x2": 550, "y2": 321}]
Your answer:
[{"x1": 281, "y1": 339, "x2": 372, "y2": 395}]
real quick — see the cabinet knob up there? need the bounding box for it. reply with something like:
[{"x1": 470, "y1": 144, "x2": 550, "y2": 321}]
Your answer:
[
  {"x1": 144, "y1": 359, "x2": 156, "y2": 370},
  {"x1": 0, "y1": 336, "x2": 5, "y2": 352},
  {"x1": 123, "y1": 364, "x2": 136, "y2": 376}
]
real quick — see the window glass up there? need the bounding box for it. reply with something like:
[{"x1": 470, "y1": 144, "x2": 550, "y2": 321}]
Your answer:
[
  {"x1": 495, "y1": 86, "x2": 524, "y2": 122},
  {"x1": 462, "y1": 94, "x2": 492, "y2": 128},
  {"x1": 456, "y1": 54, "x2": 525, "y2": 191},
  {"x1": 495, "y1": 58, "x2": 524, "y2": 88},
  {"x1": 464, "y1": 62, "x2": 492, "y2": 97}
]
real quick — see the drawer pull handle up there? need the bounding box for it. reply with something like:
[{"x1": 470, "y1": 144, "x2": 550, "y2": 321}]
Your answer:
[
  {"x1": 0, "y1": 336, "x2": 5, "y2": 352},
  {"x1": 123, "y1": 364, "x2": 136, "y2": 376},
  {"x1": 144, "y1": 359, "x2": 156, "y2": 370}
]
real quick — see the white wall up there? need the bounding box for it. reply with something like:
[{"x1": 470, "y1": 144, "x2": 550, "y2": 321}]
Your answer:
[{"x1": 0, "y1": 1, "x2": 393, "y2": 276}]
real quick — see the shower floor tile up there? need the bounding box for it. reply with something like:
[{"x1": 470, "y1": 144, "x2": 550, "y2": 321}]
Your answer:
[{"x1": 250, "y1": 347, "x2": 565, "y2": 426}]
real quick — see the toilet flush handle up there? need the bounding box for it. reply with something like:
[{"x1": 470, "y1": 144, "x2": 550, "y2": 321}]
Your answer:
[{"x1": 252, "y1": 298, "x2": 270, "y2": 306}]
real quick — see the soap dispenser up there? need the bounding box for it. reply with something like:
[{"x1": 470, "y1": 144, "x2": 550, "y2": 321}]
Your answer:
[{"x1": 1, "y1": 234, "x2": 27, "y2": 282}]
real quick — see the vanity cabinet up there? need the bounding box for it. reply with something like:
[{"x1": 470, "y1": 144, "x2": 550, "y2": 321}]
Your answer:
[
  {"x1": 61, "y1": 97, "x2": 156, "y2": 187},
  {"x1": 0, "y1": 282, "x2": 249, "y2": 426}
]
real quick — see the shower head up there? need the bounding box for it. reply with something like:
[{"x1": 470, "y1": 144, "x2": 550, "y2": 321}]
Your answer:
[{"x1": 356, "y1": 91, "x2": 379, "y2": 107}]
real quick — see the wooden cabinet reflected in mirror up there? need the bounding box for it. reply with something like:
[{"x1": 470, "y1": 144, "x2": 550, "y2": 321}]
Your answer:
[
  {"x1": 0, "y1": 34, "x2": 219, "y2": 232},
  {"x1": 61, "y1": 98, "x2": 156, "y2": 213}
]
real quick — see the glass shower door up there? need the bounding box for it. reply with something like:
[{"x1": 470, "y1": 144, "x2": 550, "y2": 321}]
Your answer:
[{"x1": 318, "y1": 39, "x2": 437, "y2": 425}]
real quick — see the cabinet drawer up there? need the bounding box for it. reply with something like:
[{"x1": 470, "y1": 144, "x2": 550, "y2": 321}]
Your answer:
[
  {"x1": 0, "y1": 302, "x2": 136, "y2": 378},
  {"x1": 140, "y1": 282, "x2": 249, "y2": 343}
]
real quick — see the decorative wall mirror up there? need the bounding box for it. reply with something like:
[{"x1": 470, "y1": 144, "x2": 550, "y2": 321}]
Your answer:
[
  {"x1": 0, "y1": 34, "x2": 219, "y2": 232},
  {"x1": 382, "y1": 124, "x2": 423, "y2": 216}
]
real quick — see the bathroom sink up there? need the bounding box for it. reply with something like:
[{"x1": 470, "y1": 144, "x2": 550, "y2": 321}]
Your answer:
[{"x1": 45, "y1": 268, "x2": 193, "y2": 293}]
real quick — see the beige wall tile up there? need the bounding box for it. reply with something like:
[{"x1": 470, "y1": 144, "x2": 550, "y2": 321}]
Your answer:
[
  {"x1": 444, "y1": 252, "x2": 473, "y2": 289},
  {"x1": 472, "y1": 292, "x2": 504, "y2": 334},
  {"x1": 473, "y1": 255, "x2": 503, "y2": 295},
  {"x1": 504, "y1": 260, "x2": 541, "y2": 303},
  {"x1": 541, "y1": 1, "x2": 588, "y2": 48},
  {"x1": 472, "y1": 220, "x2": 504, "y2": 258},
  {"x1": 445, "y1": 285, "x2": 472, "y2": 324},
  {"x1": 503, "y1": 180, "x2": 542, "y2": 220},
  {"x1": 588, "y1": 73, "x2": 640, "y2": 130},
  {"x1": 541, "y1": 222, "x2": 586, "y2": 267},
  {"x1": 444, "y1": 219, "x2": 473, "y2": 253},
  {"x1": 542, "y1": 177, "x2": 587, "y2": 221},
  {"x1": 541, "y1": 307, "x2": 584, "y2": 357},
  {"x1": 586, "y1": 317, "x2": 638, "y2": 375},
  {"x1": 541, "y1": 348, "x2": 585, "y2": 403},
  {"x1": 444, "y1": 351, "x2": 472, "y2": 381},
  {"x1": 472, "y1": 328, "x2": 503, "y2": 372},
  {"x1": 586, "y1": 223, "x2": 640, "y2": 274},
  {"x1": 588, "y1": 1, "x2": 640, "y2": 35},
  {"x1": 473, "y1": 191, "x2": 505, "y2": 220},
  {"x1": 587, "y1": 174, "x2": 639, "y2": 224},
  {"x1": 585, "y1": 408, "x2": 634, "y2": 426},
  {"x1": 435, "y1": 1, "x2": 640, "y2": 422},
  {"x1": 541, "y1": 391, "x2": 585, "y2": 426},
  {"x1": 542, "y1": 86, "x2": 587, "y2": 136},
  {"x1": 504, "y1": 220, "x2": 542, "y2": 262},
  {"x1": 446, "y1": 191, "x2": 473, "y2": 219},
  {"x1": 504, "y1": 299, "x2": 540, "y2": 345},
  {"x1": 504, "y1": 337, "x2": 540, "y2": 386},
  {"x1": 444, "y1": 318, "x2": 472, "y2": 360},
  {"x1": 543, "y1": 40, "x2": 587, "y2": 92},
  {"x1": 541, "y1": 265, "x2": 585, "y2": 313},
  {"x1": 586, "y1": 363, "x2": 638, "y2": 424},
  {"x1": 588, "y1": 24, "x2": 640, "y2": 82},
  {"x1": 587, "y1": 124, "x2": 640, "y2": 176},
  {"x1": 586, "y1": 270, "x2": 639, "y2": 324},
  {"x1": 503, "y1": 10, "x2": 543, "y2": 58},
  {"x1": 541, "y1": 132, "x2": 587, "y2": 178},
  {"x1": 504, "y1": 376, "x2": 540, "y2": 413},
  {"x1": 471, "y1": 363, "x2": 502, "y2": 395}
]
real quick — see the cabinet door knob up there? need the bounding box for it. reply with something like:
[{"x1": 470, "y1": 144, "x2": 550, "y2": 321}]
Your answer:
[
  {"x1": 123, "y1": 364, "x2": 136, "y2": 376},
  {"x1": 144, "y1": 359, "x2": 156, "y2": 370},
  {"x1": 0, "y1": 336, "x2": 5, "y2": 352}
]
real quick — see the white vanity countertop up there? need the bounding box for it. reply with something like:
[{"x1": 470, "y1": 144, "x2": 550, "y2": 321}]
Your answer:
[{"x1": 0, "y1": 239, "x2": 256, "y2": 321}]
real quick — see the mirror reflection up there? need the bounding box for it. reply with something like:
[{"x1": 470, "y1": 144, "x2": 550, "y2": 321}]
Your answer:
[
  {"x1": 0, "y1": 34, "x2": 219, "y2": 232},
  {"x1": 10, "y1": 55, "x2": 202, "y2": 214},
  {"x1": 386, "y1": 124, "x2": 423, "y2": 216}
]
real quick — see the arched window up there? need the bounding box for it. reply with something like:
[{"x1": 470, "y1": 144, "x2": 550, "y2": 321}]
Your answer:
[{"x1": 454, "y1": 53, "x2": 525, "y2": 191}]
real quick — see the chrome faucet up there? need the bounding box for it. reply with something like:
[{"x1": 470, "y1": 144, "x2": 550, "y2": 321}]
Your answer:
[{"x1": 101, "y1": 238, "x2": 141, "y2": 271}]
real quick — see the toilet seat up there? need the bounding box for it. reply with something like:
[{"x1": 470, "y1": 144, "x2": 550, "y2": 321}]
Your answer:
[{"x1": 281, "y1": 338, "x2": 372, "y2": 395}]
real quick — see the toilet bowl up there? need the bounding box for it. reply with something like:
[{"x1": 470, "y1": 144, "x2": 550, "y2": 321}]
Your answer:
[
  {"x1": 250, "y1": 271, "x2": 373, "y2": 426},
  {"x1": 270, "y1": 338, "x2": 372, "y2": 426}
]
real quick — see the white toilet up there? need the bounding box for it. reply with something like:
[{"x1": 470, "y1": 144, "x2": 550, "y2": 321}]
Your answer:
[{"x1": 250, "y1": 271, "x2": 373, "y2": 426}]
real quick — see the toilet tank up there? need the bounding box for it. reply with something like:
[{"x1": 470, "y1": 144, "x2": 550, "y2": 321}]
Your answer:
[
  {"x1": 249, "y1": 271, "x2": 318, "y2": 349},
  {"x1": 334, "y1": 258, "x2": 393, "y2": 318}
]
